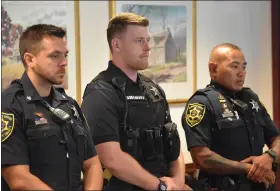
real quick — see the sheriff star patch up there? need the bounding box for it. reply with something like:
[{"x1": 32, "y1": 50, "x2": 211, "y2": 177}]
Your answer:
[
  {"x1": 186, "y1": 103, "x2": 206, "y2": 127},
  {"x1": 1, "y1": 112, "x2": 15, "y2": 142}
]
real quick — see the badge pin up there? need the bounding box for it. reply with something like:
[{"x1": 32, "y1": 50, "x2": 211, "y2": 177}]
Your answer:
[
  {"x1": 150, "y1": 86, "x2": 160, "y2": 97},
  {"x1": 250, "y1": 99, "x2": 260, "y2": 112}
]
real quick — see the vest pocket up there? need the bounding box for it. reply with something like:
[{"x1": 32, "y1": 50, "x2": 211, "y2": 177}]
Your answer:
[
  {"x1": 26, "y1": 124, "x2": 64, "y2": 164},
  {"x1": 215, "y1": 118, "x2": 248, "y2": 151},
  {"x1": 26, "y1": 123, "x2": 59, "y2": 140},
  {"x1": 217, "y1": 118, "x2": 244, "y2": 129}
]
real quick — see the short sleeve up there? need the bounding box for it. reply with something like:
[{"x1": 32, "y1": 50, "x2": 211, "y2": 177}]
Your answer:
[
  {"x1": 259, "y1": 101, "x2": 280, "y2": 145},
  {"x1": 181, "y1": 95, "x2": 214, "y2": 150},
  {"x1": 83, "y1": 118, "x2": 97, "y2": 160},
  {"x1": 81, "y1": 82, "x2": 121, "y2": 145},
  {"x1": 1, "y1": 95, "x2": 29, "y2": 166}
]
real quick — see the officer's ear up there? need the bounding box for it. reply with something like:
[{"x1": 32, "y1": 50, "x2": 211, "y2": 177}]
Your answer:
[
  {"x1": 209, "y1": 62, "x2": 218, "y2": 77},
  {"x1": 24, "y1": 52, "x2": 36, "y2": 69},
  {"x1": 111, "y1": 38, "x2": 121, "y2": 53}
]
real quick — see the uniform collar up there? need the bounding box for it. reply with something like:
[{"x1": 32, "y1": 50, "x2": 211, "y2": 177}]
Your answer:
[
  {"x1": 209, "y1": 80, "x2": 243, "y2": 98},
  {"x1": 21, "y1": 72, "x2": 68, "y2": 104},
  {"x1": 107, "y1": 60, "x2": 140, "y2": 86}
]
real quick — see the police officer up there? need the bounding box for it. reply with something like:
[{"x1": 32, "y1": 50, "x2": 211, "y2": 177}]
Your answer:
[
  {"x1": 182, "y1": 43, "x2": 280, "y2": 191},
  {"x1": 1, "y1": 24, "x2": 103, "y2": 191},
  {"x1": 81, "y1": 13, "x2": 192, "y2": 191}
]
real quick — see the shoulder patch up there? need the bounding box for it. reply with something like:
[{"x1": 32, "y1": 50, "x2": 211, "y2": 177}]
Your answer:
[
  {"x1": 1, "y1": 112, "x2": 15, "y2": 142},
  {"x1": 185, "y1": 103, "x2": 206, "y2": 127}
]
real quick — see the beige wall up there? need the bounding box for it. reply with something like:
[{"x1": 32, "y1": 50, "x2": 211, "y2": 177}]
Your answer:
[{"x1": 78, "y1": 1, "x2": 272, "y2": 163}]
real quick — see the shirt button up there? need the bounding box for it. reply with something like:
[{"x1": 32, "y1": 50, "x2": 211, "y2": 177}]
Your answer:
[{"x1": 252, "y1": 137, "x2": 255, "y2": 140}]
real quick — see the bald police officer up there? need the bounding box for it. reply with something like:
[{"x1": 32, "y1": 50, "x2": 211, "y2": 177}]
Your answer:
[{"x1": 182, "y1": 43, "x2": 279, "y2": 191}]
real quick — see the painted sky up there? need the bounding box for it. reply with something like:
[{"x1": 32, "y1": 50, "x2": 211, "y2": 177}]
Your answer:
[
  {"x1": 2, "y1": 1, "x2": 68, "y2": 29},
  {"x1": 122, "y1": 4, "x2": 187, "y2": 36}
]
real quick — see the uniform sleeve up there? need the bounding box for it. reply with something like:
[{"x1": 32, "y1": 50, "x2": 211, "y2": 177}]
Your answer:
[
  {"x1": 1, "y1": 96, "x2": 29, "y2": 166},
  {"x1": 83, "y1": 117, "x2": 97, "y2": 160},
  {"x1": 181, "y1": 95, "x2": 214, "y2": 150},
  {"x1": 81, "y1": 83, "x2": 121, "y2": 145},
  {"x1": 259, "y1": 101, "x2": 280, "y2": 146}
]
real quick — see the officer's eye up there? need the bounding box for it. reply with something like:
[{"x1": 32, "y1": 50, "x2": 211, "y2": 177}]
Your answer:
[
  {"x1": 231, "y1": 64, "x2": 238, "y2": 69},
  {"x1": 136, "y1": 39, "x2": 143, "y2": 43},
  {"x1": 50, "y1": 54, "x2": 58, "y2": 59}
]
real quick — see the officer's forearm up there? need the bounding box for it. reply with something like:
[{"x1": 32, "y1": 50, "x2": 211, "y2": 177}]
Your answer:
[
  {"x1": 83, "y1": 156, "x2": 103, "y2": 190},
  {"x1": 169, "y1": 152, "x2": 185, "y2": 187},
  {"x1": 270, "y1": 135, "x2": 280, "y2": 162},
  {"x1": 2, "y1": 166, "x2": 52, "y2": 190},
  {"x1": 198, "y1": 152, "x2": 251, "y2": 175},
  {"x1": 107, "y1": 152, "x2": 160, "y2": 190}
]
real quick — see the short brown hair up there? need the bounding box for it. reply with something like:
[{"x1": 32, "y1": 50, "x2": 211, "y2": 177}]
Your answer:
[
  {"x1": 107, "y1": 12, "x2": 149, "y2": 51},
  {"x1": 19, "y1": 24, "x2": 66, "y2": 67}
]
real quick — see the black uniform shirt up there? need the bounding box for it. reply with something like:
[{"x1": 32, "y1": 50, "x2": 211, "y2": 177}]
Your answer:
[
  {"x1": 182, "y1": 80, "x2": 280, "y2": 162},
  {"x1": 81, "y1": 61, "x2": 167, "y2": 146},
  {"x1": 1, "y1": 72, "x2": 96, "y2": 191},
  {"x1": 81, "y1": 62, "x2": 170, "y2": 191}
]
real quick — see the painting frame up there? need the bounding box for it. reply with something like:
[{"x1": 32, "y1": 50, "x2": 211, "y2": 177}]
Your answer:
[
  {"x1": 109, "y1": 1, "x2": 197, "y2": 104},
  {"x1": 1, "y1": 1, "x2": 82, "y2": 104}
]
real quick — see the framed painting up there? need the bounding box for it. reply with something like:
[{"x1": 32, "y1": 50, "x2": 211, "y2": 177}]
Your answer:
[
  {"x1": 1, "y1": 1, "x2": 82, "y2": 103},
  {"x1": 109, "y1": 1, "x2": 197, "y2": 104}
]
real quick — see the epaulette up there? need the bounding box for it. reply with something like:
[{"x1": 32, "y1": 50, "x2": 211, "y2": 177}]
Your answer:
[
  {"x1": 10, "y1": 79, "x2": 23, "y2": 86},
  {"x1": 2, "y1": 79, "x2": 24, "y2": 105}
]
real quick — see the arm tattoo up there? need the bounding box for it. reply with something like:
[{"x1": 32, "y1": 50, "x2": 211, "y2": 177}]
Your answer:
[{"x1": 203, "y1": 153, "x2": 249, "y2": 175}]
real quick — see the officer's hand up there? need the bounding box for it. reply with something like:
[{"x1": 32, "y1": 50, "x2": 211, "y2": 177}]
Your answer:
[
  {"x1": 259, "y1": 170, "x2": 276, "y2": 188},
  {"x1": 241, "y1": 154, "x2": 273, "y2": 182},
  {"x1": 160, "y1": 177, "x2": 185, "y2": 190}
]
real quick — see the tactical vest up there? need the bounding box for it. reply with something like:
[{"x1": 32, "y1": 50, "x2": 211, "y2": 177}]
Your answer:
[
  {"x1": 9, "y1": 80, "x2": 88, "y2": 191},
  {"x1": 86, "y1": 72, "x2": 180, "y2": 190},
  {"x1": 189, "y1": 86, "x2": 267, "y2": 188}
]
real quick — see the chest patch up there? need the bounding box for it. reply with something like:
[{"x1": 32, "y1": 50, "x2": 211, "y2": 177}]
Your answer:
[{"x1": 34, "y1": 112, "x2": 48, "y2": 125}]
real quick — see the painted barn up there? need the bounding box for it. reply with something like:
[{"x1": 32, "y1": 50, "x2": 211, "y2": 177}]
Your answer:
[{"x1": 149, "y1": 28, "x2": 177, "y2": 66}]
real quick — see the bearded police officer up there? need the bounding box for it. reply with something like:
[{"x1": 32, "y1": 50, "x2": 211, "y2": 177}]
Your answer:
[
  {"x1": 182, "y1": 43, "x2": 280, "y2": 191},
  {"x1": 81, "y1": 13, "x2": 192, "y2": 191},
  {"x1": 1, "y1": 24, "x2": 103, "y2": 191}
]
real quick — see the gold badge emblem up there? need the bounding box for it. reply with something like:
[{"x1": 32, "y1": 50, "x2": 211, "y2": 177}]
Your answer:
[
  {"x1": 186, "y1": 103, "x2": 206, "y2": 127},
  {"x1": 1, "y1": 112, "x2": 15, "y2": 142}
]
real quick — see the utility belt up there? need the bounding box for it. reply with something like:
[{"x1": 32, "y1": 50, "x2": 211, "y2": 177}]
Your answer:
[
  {"x1": 102, "y1": 122, "x2": 180, "y2": 188},
  {"x1": 124, "y1": 122, "x2": 180, "y2": 163},
  {"x1": 204, "y1": 175, "x2": 269, "y2": 191}
]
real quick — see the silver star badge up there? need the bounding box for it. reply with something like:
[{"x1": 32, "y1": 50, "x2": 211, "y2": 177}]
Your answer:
[
  {"x1": 150, "y1": 86, "x2": 159, "y2": 97},
  {"x1": 250, "y1": 99, "x2": 260, "y2": 112}
]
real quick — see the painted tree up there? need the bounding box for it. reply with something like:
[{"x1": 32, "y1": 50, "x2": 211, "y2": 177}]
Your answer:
[{"x1": 1, "y1": 6, "x2": 12, "y2": 52}]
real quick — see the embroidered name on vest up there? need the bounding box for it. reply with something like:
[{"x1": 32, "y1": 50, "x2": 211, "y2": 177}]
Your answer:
[{"x1": 126, "y1": 95, "x2": 145, "y2": 100}]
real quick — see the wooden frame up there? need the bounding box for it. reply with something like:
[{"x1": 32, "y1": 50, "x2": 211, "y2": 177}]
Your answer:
[
  {"x1": 1, "y1": 1, "x2": 82, "y2": 104},
  {"x1": 109, "y1": 1, "x2": 197, "y2": 104},
  {"x1": 74, "y1": 1, "x2": 82, "y2": 104},
  {"x1": 271, "y1": 1, "x2": 280, "y2": 190}
]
